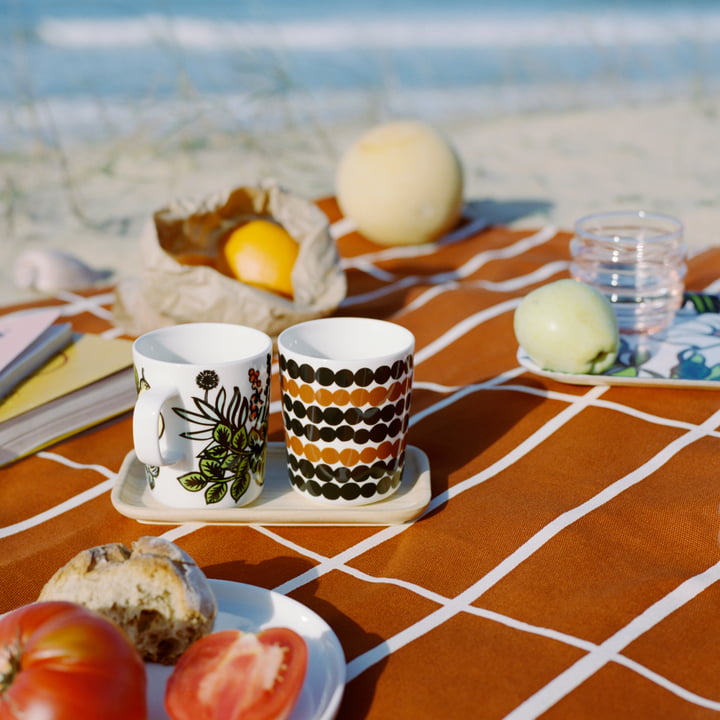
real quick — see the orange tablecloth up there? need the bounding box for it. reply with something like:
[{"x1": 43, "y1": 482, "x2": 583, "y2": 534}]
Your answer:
[{"x1": 3, "y1": 199, "x2": 720, "y2": 719}]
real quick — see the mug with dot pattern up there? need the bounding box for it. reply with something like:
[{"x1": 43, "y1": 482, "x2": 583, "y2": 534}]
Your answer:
[{"x1": 278, "y1": 317, "x2": 414, "y2": 505}]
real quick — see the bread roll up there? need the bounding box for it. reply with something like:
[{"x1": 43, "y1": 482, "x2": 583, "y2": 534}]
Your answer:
[{"x1": 39, "y1": 536, "x2": 217, "y2": 665}]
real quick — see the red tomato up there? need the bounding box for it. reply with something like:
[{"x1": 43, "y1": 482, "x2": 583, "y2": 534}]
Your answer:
[
  {"x1": 0, "y1": 601, "x2": 147, "y2": 720},
  {"x1": 165, "y1": 628, "x2": 308, "y2": 720}
]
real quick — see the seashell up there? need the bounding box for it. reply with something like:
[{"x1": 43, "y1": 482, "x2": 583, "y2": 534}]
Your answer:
[{"x1": 13, "y1": 248, "x2": 112, "y2": 293}]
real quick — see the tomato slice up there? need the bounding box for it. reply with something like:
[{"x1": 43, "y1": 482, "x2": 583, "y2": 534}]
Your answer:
[{"x1": 165, "y1": 628, "x2": 308, "y2": 720}]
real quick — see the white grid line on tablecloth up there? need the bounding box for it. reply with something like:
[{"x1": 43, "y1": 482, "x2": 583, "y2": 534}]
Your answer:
[
  {"x1": 342, "y1": 403, "x2": 720, "y2": 691},
  {"x1": 0, "y1": 277, "x2": 532, "y2": 540},
  {"x1": 9, "y1": 223, "x2": 720, "y2": 716},
  {"x1": 274, "y1": 219, "x2": 720, "y2": 709},
  {"x1": 400, "y1": 259, "x2": 571, "y2": 314},
  {"x1": 54, "y1": 290, "x2": 127, "y2": 339},
  {"x1": 414, "y1": 297, "x2": 521, "y2": 364},
  {"x1": 468, "y1": 403, "x2": 720, "y2": 594},
  {"x1": 244, "y1": 485, "x2": 720, "y2": 713},
  {"x1": 17, "y1": 357, "x2": 704, "y2": 544},
  {"x1": 340, "y1": 225, "x2": 558, "y2": 308},
  {"x1": 0, "y1": 451, "x2": 118, "y2": 538},
  {"x1": 409, "y1": 369, "x2": 529, "y2": 425},
  {"x1": 341, "y1": 222, "x2": 556, "y2": 274},
  {"x1": 159, "y1": 524, "x2": 205, "y2": 542},
  {"x1": 0, "y1": 481, "x2": 113, "y2": 538},
  {"x1": 467, "y1": 604, "x2": 720, "y2": 712},
  {"x1": 11, "y1": 353, "x2": 718, "y2": 702},
  {"x1": 55, "y1": 291, "x2": 115, "y2": 318},
  {"x1": 336, "y1": 215, "x2": 490, "y2": 265},
  {"x1": 505, "y1": 558, "x2": 720, "y2": 719},
  {"x1": 501, "y1": 382, "x2": 720, "y2": 436},
  {"x1": 269, "y1": 382, "x2": 609, "y2": 599},
  {"x1": 246, "y1": 376, "x2": 718, "y2": 600}
]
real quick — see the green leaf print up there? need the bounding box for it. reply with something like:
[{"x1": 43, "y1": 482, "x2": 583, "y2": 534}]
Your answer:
[
  {"x1": 177, "y1": 472, "x2": 207, "y2": 492},
  {"x1": 205, "y1": 482, "x2": 227, "y2": 504},
  {"x1": 170, "y1": 360, "x2": 270, "y2": 506}
]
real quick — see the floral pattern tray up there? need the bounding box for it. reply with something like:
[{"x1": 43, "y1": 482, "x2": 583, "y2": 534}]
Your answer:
[
  {"x1": 518, "y1": 298, "x2": 720, "y2": 389},
  {"x1": 111, "y1": 442, "x2": 431, "y2": 525}
]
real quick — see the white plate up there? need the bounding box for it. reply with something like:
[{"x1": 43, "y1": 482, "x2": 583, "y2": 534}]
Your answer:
[
  {"x1": 112, "y1": 442, "x2": 431, "y2": 526},
  {"x1": 517, "y1": 308, "x2": 720, "y2": 389},
  {"x1": 146, "y1": 579, "x2": 345, "y2": 720}
]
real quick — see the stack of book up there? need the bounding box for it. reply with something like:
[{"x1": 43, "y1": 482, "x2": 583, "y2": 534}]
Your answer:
[{"x1": 0, "y1": 308, "x2": 136, "y2": 466}]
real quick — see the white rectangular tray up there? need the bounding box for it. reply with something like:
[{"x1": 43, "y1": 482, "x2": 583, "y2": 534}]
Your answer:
[
  {"x1": 111, "y1": 442, "x2": 431, "y2": 526},
  {"x1": 517, "y1": 308, "x2": 720, "y2": 389}
]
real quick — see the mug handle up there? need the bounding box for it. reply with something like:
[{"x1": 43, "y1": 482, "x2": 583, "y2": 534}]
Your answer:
[{"x1": 133, "y1": 386, "x2": 182, "y2": 466}]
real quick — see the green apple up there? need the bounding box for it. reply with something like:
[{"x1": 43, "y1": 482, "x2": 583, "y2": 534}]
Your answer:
[{"x1": 514, "y1": 279, "x2": 619, "y2": 374}]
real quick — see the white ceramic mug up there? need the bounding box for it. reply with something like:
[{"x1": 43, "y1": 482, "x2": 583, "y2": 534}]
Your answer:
[
  {"x1": 278, "y1": 317, "x2": 414, "y2": 506},
  {"x1": 132, "y1": 323, "x2": 272, "y2": 509}
]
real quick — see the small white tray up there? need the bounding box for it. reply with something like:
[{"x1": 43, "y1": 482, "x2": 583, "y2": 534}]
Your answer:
[
  {"x1": 517, "y1": 308, "x2": 720, "y2": 389},
  {"x1": 111, "y1": 442, "x2": 431, "y2": 526}
]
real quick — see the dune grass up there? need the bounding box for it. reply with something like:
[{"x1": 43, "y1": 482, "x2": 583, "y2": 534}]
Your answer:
[{"x1": 1, "y1": 8, "x2": 720, "y2": 305}]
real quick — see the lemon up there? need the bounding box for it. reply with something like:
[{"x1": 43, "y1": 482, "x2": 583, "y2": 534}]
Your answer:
[{"x1": 220, "y1": 219, "x2": 299, "y2": 298}]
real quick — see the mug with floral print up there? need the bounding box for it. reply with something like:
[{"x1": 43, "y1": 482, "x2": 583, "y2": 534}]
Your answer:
[
  {"x1": 278, "y1": 317, "x2": 414, "y2": 506},
  {"x1": 132, "y1": 323, "x2": 272, "y2": 509}
]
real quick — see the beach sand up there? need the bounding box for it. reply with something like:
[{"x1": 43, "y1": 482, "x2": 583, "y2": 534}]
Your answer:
[{"x1": 2, "y1": 95, "x2": 719, "y2": 307}]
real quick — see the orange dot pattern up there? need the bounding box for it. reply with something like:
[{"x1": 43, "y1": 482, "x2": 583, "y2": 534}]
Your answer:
[
  {"x1": 281, "y1": 377, "x2": 411, "y2": 407},
  {"x1": 278, "y1": 352, "x2": 413, "y2": 502},
  {"x1": 285, "y1": 435, "x2": 403, "y2": 467}
]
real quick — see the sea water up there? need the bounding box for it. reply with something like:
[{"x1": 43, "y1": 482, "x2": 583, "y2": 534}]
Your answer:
[{"x1": 2, "y1": 0, "x2": 720, "y2": 148}]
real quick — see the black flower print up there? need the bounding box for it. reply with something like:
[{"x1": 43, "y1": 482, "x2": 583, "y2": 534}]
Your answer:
[
  {"x1": 171, "y1": 359, "x2": 271, "y2": 505},
  {"x1": 196, "y1": 370, "x2": 220, "y2": 395}
]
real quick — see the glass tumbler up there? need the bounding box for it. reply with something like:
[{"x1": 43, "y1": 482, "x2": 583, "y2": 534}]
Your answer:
[{"x1": 570, "y1": 211, "x2": 687, "y2": 335}]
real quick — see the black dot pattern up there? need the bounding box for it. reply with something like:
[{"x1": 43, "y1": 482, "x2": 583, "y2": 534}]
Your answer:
[
  {"x1": 279, "y1": 354, "x2": 412, "y2": 385},
  {"x1": 286, "y1": 450, "x2": 405, "y2": 502},
  {"x1": 279, "y1": 351, "x2": 413, "y2": 504}
]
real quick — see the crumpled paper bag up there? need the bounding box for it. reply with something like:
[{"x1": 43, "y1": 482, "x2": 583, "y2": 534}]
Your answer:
[{"x1": 113, "y1": 180, "x2": 346, "y2": 338}]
